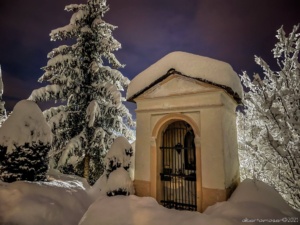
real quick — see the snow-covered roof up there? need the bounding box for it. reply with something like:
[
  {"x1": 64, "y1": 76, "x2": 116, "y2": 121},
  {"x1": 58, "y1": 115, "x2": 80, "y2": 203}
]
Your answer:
[{"x1": 127, "y1": 51, "x2": 243, "y2": 103}]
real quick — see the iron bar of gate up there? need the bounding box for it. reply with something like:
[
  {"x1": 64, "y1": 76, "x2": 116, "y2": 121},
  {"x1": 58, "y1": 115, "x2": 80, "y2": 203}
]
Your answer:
[{"x1": 160, "y1": 122, "x2": 197, "y2": 211}]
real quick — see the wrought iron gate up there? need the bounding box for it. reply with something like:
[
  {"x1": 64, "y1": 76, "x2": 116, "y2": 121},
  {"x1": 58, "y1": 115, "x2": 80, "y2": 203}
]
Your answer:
[{"x1": 160, "y1": 121, "x2": 197, "y2": 211}]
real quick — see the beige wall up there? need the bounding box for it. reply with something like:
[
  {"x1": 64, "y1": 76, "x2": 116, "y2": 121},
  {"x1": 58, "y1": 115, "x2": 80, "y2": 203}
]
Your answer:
[
  {"x1": 133, "y1": 75, "x2": 239, "y2": 211},
  {"x1": 221, "y1": 94, "x2": 240, "y2": 188},
  {"x1": 200, "y1": 107, "x2": 225, "y2": 189},
  {"x1": 134, "y1": 112, "x2": 151, "y2": 181}
]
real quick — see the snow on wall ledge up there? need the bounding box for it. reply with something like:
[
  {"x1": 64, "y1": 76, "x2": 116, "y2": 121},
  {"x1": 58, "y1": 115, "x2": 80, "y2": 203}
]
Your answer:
[{"x1": 127, "y1": 51, "x2": 243, "y2": 101}]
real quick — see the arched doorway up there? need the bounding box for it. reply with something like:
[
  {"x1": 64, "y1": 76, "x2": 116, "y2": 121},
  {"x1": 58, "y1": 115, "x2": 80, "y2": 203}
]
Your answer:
[{"x1": 159, "y1": 121, "x2": 197, "y2": 211}]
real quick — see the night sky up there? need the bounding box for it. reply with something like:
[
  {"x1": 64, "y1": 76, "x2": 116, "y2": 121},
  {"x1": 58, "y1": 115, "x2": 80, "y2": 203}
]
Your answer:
[{"x1": 0, "y1": 0, "x2": 299, "y2": 115}]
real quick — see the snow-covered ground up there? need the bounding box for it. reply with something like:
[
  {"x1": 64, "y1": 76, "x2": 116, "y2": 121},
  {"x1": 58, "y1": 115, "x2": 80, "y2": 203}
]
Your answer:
[
  {"x1": 0, "y1": 169, "x2": 92, "y2": 225},
  {"x1": 0, "y1": 170, "x2": 299, "y2": 225}
]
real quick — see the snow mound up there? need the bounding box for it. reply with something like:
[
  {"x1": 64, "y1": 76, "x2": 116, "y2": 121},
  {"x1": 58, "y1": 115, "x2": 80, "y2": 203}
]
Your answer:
[
  {"x1": 81, "y1": 178, "x2": 299, "y2": 225},
  {"x1": 127, "y1": 51, "x2": 243, "y2": 100},
  {"x1": 0, "y1": 177, "x2": 298, "y2": 225},
  {"x1": 47, "y1": 168, "x2": 91, "y2": 190},
  {"x1": 0, "y1": 100, "x2": 52, "y2": 153},
  {"x1": 106, "y1": 167, "x2": 134, "y2": 194},
  {"x1": 79, "y1": 195, "x2": 236, "y2": 225},
  {"x1": 229, "y1": 179, "x2": 295, "y2": 214},
  {"x1": 204, "y1": 179, "x2": 300, "y2": 222},
  {"x1": 0, "y1": 178, "x2": 92, "y2": 225}
]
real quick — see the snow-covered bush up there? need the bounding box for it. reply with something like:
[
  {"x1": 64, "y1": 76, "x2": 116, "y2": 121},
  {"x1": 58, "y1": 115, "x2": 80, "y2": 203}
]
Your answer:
[
  {"x1": 238, "y1": 24, "x2": 300, "y2": 210},
  {"x1": 29, "y1": 0, "x2": 135, "y2": 185},
  {"x1": 0, "y1": 100, "x2": 52, "y2": 182},
  {"x1": 91, "y1": 136, "x2": 134, "y2": 197}
]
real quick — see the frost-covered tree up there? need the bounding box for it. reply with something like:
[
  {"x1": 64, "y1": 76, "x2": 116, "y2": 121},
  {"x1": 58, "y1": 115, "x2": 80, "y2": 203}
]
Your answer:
[
  {"x1": 0, "y1": 100, "x2": 52, "y2": 182},
  {"x1": 0, "y1": 65, "x2": 7, "y2": 126},
  {"x1": 238, "y1": 24, "x2": 300, "y2": 210},
  {"x1": 94, "y1": 136, "x2": 134, "y2": 196},
  {"x1": 29, "y1": 0, "x2": 135, "y2": 184}
]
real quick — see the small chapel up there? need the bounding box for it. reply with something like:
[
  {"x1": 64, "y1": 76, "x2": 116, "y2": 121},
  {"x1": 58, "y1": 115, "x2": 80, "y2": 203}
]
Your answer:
[{"x1": 126, "y1": 51, "x2": 243, "y2": 212}]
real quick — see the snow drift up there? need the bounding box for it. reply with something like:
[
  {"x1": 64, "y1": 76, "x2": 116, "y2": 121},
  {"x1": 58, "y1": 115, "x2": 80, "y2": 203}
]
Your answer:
[
  {"x1": 0, "y1": 170, "x2": 91, "y2": 225},
  {"x1": 0, "y1": 174, "x2": 299, "y2": 225},
  {"x1": 80, "y1": 179, "x2": 299, "y2": 225}
]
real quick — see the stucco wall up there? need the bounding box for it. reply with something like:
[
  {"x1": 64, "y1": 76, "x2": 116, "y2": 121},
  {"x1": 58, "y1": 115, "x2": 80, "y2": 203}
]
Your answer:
[
  {"x1": 200, "y1": 107, "x2": 226, "y2": 189},
  {"x1": 134, "y1": 112, "x2": 151, "y2": 181},
  {"x1": 221, "y1": 95, "x2": 240, "y2": 188}
]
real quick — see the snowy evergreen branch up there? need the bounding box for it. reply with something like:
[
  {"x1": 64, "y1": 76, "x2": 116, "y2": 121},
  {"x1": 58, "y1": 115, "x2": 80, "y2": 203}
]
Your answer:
[
  {"x1": 29, "y1": 85, "x2": 66, "y2": 102},
  {"x1": 28, "y1": 0, "x2": 135, "y2": 184}
]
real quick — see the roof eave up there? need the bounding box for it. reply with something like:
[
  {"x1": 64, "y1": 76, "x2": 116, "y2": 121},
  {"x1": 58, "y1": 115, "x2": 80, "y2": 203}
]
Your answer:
[{"x1": 127, "y1": 69, "x2": 242, "y2": 104}]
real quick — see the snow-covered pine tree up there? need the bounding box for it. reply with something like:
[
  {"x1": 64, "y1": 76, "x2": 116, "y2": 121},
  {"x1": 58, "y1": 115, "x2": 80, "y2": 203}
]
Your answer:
[
  {"x1": 29, "y1": 0, "x2": 135, "y2": 185},
  {"x1": 0, "y1": 65, "x2": 7, "y2": 126},
  {"x1": 95, "y1": 136, "x2": 134, "y2": 196},
  {"x1": 238, "y1": 24, "x2": 300, "y2": 210},
  {"x1": 0, "y1": 100, "x2": 52, "y2": 182}
]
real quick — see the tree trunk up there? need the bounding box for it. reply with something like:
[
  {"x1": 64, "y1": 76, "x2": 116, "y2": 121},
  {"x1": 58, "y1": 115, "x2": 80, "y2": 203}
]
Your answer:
[{"x1": 84, "y1": 154, "x2": 90, "y2": 181}]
